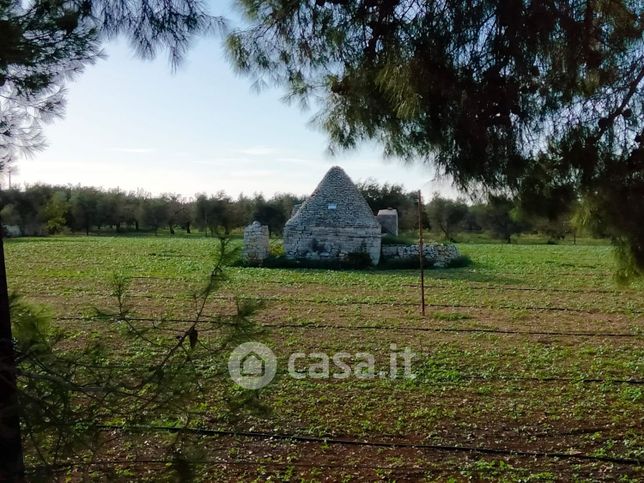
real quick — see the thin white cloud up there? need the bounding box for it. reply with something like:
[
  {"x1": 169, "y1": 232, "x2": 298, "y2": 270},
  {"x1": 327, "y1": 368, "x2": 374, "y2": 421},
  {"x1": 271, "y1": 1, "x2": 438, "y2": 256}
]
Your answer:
[
  {"x1": 232, "y1": 146, "x2": 278, "y2": 156},
  {"x1": 188, "y1": 158, "x2": 230, "y2": 166},
  {"x1": 109, "y1": 147, "x2": 156, "y2": 154},
  {"x1": 278, "y1": 157, "x2": 322, "y2": 166},
  {"x1": 229, "y1": 169, "x2": 274, "y2": 178}
]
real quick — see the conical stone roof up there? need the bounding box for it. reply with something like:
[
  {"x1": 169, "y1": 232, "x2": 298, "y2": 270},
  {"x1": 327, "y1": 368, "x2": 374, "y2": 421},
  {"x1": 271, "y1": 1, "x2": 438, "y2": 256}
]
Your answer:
[{"x1": 285, "y1": 166, "x2": 380, "y2": 229}]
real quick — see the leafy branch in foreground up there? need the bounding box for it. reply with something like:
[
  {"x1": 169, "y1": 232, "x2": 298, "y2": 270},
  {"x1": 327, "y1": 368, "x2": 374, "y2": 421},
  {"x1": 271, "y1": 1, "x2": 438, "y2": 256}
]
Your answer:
[
  {"x1": 228, "y1": 0, "x2": 643, "y2": 279},
  {"x1": 14, "y1": 237, "x2": 267, "y2": 479},
  {"x1": 1, "y1": 0, "x2": 220, "y2": 169}
]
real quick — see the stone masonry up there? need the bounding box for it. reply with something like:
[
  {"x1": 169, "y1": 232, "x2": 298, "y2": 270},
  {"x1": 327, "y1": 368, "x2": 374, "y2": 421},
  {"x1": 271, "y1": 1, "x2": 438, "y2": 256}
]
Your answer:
[
  {"x1": 381, "y1": 243, "x2": 460, "y2": 268},
  {"x1": 243, "y1": 221, "x2": 269, "y2": 262},
  {"x1": 284, "y1": 166, "x2": 382, "y2": 264}
]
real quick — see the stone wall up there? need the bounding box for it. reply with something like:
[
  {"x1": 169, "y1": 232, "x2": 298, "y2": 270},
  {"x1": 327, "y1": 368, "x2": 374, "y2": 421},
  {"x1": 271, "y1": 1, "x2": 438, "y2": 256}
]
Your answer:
[
  {"x1": 243, "y1": 221, "x2": 269, "y2": 262},
  {"x1": 381, "y1": 243, "x2": 460, "y2": 268},
  {"x1": 284, "y1": 226, "x2": 381, "y2": 265}
]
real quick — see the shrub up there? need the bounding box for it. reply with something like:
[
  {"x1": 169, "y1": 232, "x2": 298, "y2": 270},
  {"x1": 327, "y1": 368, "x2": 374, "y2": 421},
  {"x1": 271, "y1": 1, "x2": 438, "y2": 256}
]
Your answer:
[{"x1": 269, "y1": 240, "x2": 285, "y2": 257}]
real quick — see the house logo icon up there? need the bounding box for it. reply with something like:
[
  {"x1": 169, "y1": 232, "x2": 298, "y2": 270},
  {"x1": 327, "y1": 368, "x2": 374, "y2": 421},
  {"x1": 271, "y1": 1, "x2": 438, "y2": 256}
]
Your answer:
[{"x1": 228, "y1": 342, "x2": 277, "y2": 389}]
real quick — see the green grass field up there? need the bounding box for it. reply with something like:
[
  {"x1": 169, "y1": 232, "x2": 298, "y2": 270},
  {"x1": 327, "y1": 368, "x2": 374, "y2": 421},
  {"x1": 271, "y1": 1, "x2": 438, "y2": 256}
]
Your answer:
[{"x1": 5, "y1": 237, "x2": 643, "y2": 481}]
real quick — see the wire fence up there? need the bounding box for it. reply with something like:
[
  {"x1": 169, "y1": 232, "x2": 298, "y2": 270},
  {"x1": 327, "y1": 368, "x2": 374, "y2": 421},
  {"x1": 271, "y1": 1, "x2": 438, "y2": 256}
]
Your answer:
[
  {"x1": 14, "y1": 266, "x2": 644, "y2": 477},
  {"x1": 52, "y1": 315, "x2": 644, "y2": 338},
  {"x1": 29, "y1": 290, "x2": 643, "y2": 315},
  {"x1": 23, "y1": 423, "x2": 644, "y2": 476}
]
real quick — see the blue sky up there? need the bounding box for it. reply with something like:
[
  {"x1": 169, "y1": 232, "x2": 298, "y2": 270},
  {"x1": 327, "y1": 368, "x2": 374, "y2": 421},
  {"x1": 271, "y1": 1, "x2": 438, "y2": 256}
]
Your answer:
[{"x1": 12, "y1": 2, "x2": 459, "y2": 199}]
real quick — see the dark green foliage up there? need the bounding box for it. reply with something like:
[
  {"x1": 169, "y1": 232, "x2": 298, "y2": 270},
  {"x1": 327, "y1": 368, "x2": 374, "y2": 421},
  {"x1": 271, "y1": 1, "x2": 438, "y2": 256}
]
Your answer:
[
  {"x1": 160, "y1": 194, "x2": 191, "y2": 234},
  {"x1": 11, "y1": 292, "x2": 108, "y2": 477},
  {"x1": 1, "y1": 182, "x2": 588, "y2": 243},
  {"x1": 194, "y1": 192, "x2": 233, "y2": 236},
  {"x1": 576, "y1": 189, "x2": 643, "y2": 283},
  {"x1": 426, "y1": 195, "x2": 469, "y2": 242},
  {"x1": 42, "y1": 191, "x2": 70, "y2": 234},
  {"x1": 141, "y1": 197, "x2": 170, "y2": 234},
  {"x1": 70, "y1": 187, "x2": 100, "y2": 235},
  {"x1": 0, "y1": 1, "x2": 218, "y2": 478},
  {"x1": 356, "y1": 179, "x2": 426, "y2": 230},
  {"x1": 252, "y1": 202, "x2": 285, "y2": 235},
  {"x1": 13, "y1": 237, "x2": 266, "y2": 474},
  {"x1": 252, "y1": 193, "x2": 304, "y2": 235},
  {"x1": 10, "y1": 293, "x2": 53, "y2": 359},
  {"x1": 229, "y1": 0, "x2": 644, "y2": 279},
  {"x1": 476, "y1": 195, "x2": 524, "y2": 243},
  {"x1": 0, "y1": 2, "x2": 99, "y2": 168},
  {"x1": 381, "y1": 233, "x2": 415, "y2": 246}
]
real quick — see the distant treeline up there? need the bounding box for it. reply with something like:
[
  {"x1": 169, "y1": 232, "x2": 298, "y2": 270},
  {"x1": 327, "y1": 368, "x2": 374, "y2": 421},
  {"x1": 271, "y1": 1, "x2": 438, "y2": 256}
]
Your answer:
[{"x1": 0, "y1": 181, "x2": 584, "y2": 242}]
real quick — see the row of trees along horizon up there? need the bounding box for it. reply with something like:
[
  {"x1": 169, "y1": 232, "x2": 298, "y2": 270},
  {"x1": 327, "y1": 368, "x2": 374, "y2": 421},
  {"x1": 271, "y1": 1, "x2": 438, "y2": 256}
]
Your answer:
[{"x1": 1, "y1": 180, "x2": 583, "y2": 244}]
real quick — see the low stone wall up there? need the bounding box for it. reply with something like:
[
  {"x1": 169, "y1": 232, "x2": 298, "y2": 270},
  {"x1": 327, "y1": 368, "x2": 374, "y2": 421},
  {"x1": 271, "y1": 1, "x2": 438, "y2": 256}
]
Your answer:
[
  {"x1": 243, "y1": 221, "x2": 269, "y2": 262},
  {"x1": 284, "y1": 226, "x2": 381, "y2": 265},
  {"x1": 381, "y1": 243, "x2": 460, "y2": 268}
]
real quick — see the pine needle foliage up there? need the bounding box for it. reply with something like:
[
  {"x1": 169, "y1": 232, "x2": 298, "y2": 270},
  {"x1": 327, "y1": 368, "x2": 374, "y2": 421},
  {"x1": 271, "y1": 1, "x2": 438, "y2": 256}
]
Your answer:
[{"x1": 228, "y1": 0, "x2": 644, "y2": 279}]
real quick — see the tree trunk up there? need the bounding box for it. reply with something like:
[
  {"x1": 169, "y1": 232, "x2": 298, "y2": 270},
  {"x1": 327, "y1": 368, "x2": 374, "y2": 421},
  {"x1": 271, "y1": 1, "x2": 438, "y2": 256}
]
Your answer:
[
  {"x1": 185, "y1": 222, "x2": 191, "y2": 234},
  {"x1": 0, "y1": 225, "x2": 25, "y2": 481},
  {"x1": 135, "y1": 220, "x2": 139, "y2": 232},
  {"x1": 169, "y1": 224, "x2": 175, "y2": 235}
]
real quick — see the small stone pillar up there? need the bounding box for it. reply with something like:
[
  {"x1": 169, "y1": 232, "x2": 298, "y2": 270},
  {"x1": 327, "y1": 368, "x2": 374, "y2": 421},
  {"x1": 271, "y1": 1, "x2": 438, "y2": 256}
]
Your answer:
[
  {"x1": 243, "y1": 221, "x2": 269, "y2": 262},
  {"x1": 377, "y1": 208, "x2": 399, "y2": 236}
]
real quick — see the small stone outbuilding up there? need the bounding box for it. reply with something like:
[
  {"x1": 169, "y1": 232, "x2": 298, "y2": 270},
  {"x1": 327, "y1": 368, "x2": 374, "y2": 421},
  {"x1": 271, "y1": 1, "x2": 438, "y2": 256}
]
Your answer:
[
  {"x1": 284, "y1": 166, "x2": 382, "y2": 264},
  {"x1": 243, "y1": 221, "x2": 269, "y2": 262},
  {"x1": 377, "y1": 208, "x2": 399, "y2": 236}
]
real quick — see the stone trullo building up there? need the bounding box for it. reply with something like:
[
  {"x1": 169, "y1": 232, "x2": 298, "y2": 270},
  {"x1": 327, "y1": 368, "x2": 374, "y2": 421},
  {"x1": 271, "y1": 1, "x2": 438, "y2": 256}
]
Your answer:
[{"x1": 284, "y1": 166, "x2": 382, "y2": 264}]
